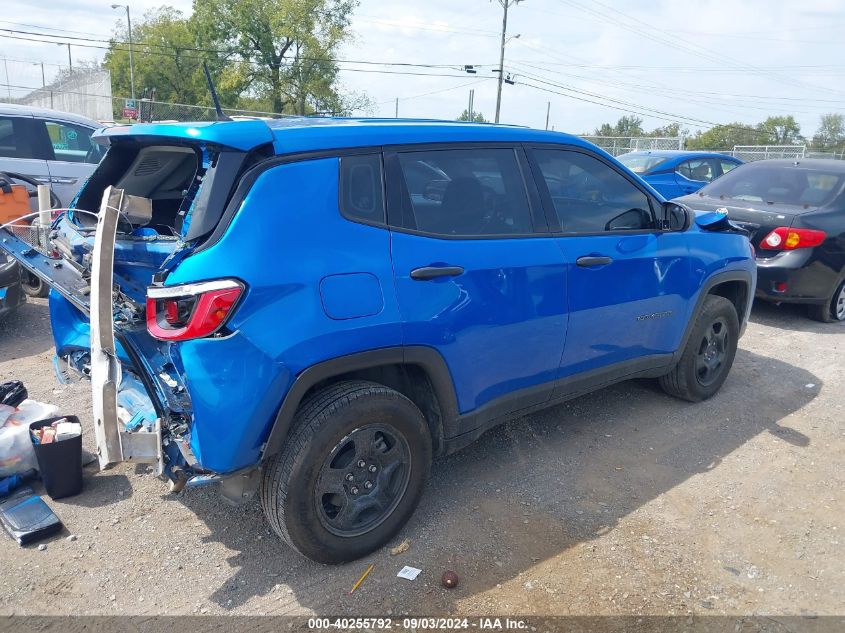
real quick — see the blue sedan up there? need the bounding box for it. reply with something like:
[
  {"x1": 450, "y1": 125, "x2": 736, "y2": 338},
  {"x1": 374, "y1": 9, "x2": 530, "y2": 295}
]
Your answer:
[{"x1": 618, "y1": 150, "x2": 743, "y2": 199}]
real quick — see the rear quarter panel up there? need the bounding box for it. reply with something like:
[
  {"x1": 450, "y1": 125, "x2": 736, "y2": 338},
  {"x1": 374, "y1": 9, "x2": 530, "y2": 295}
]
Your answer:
[{"x1": 163, "y1": 157, "x2": 402, "y2": 473}]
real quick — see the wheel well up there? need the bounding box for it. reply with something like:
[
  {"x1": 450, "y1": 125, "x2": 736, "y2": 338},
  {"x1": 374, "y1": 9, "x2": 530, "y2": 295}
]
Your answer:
[
  {"x1": 303, "y1": 364, "x2": 446, "y2": 455},
  {"x1": 708, "y1": 280, "x2": 749, "y2": 321}
]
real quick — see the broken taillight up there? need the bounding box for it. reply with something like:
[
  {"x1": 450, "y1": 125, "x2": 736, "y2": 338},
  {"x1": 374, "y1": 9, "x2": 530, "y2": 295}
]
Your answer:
[{"x1": 146, "y1": 279, "x2": 244, "y2": 341}]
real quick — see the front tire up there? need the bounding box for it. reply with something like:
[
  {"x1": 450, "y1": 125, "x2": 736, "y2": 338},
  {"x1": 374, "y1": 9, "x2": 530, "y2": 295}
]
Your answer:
[
  {"x1": 807, "y1": 278, "x2": 845, "y2": 323},
  {"x1": 260, "y1": 380, "x2": 432, "y2": 564},
  {"x1": 659, "y1": 295, "x2": 739, "y2": 402}
]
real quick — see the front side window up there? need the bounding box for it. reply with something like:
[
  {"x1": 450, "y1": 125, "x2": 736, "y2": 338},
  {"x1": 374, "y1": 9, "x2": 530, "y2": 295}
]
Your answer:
[
  {"x1": 339, "y1": 154, "x2": 385, "y2": 224},
  {"x1": 44, "y1": 121, "x2": 96, "y2": 163},
  {"x1": 0, "y1": 116, "x2": 37, "y2": 159},
  {"x1": 395, "y1": 147, "x2": 533, "y2": 236},
  {"x1": 533, "y1": 149, "x2": 654, "y2": 233},
  {"x1": 677, "y1": 159, "x2": 714, "y2": 182}
]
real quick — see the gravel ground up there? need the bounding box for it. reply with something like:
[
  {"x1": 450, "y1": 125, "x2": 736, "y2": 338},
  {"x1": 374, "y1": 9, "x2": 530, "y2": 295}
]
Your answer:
[{"x1": 0, "y1": 297, "x2": 842, "y2": 617}]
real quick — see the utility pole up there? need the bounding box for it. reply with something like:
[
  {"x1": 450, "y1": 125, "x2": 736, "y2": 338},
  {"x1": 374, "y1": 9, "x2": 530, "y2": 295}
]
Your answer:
[
  {"x1": 545, "y1": 101, "x2": 550, "y2": 130},
  {"x1": 468, "y1": 89, "x2": 474, "y2": 121},
  {"x1": 395, "y1": 97, "x2": 398, "y2": 118},
  {"x1": 66, "y1": 43, "x2": 72, "y2": 72},
  {"x1": 494, "y1": 0, "x2": 521, "y2": 124},
  {"x1": 3, "y1": 58, "x2": 10, "y2": 98}
]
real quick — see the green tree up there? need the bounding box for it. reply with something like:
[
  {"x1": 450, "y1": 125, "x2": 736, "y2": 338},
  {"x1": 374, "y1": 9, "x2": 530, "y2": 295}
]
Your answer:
[
  {"x1": 457, "y1": 109, "x2": 488, "y2": 123},
  {"x1": 811, "y1": 113, "x2": 845, "y2": 151},
  {"x1": 685, "y1": 122, "x2": 765, "y2": 150},
  {"x1": 649, "y1": 122, "x2": 688, "y2": 138},
  {"x1": 757, "y1": 115, "x2": 802, "y2": 145},
  {"x1": 105, "y1": 7, "x2": 214, "y2": 105},
  {"x1": 593, "y1": 115, "x2": 644, "y2": 137},
  {"x1": 192, "y1": 0, "x2": 359, "y2": 115}
]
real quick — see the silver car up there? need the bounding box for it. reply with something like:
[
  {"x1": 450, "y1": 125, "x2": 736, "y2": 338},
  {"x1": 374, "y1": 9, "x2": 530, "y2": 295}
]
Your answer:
[
  {"x1": 0, "y1": 103, "x2": 104, "y2": 296},
  {"x1": 0, "y1": 102, "x2": 104, "y2": 208}
]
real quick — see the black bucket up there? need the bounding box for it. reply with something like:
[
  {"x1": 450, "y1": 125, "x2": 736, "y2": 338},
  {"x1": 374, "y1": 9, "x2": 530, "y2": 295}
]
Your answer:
[{"x1": 29, "y1": 416, "x2": 83, "y2": 500}]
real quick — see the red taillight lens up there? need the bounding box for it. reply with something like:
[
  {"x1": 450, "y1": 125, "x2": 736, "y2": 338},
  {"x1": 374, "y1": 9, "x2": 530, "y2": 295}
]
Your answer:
[
  {"x1": 146, "y1": 279, "x2": 243, "y2": 341},
  {"x1": 759, "y1": 227, "x2": 826, "y2": 251}
]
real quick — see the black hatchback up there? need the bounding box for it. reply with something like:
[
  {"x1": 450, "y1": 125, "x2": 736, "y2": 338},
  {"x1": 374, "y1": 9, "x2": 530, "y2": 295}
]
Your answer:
[{"x1": 677, "y1": 159, "x2": 845, "y2": 322}]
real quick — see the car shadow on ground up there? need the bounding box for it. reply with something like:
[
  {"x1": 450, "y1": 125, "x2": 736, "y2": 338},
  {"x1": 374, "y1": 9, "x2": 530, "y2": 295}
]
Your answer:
[
  {"x1": 176, "y1": 347, "x2": 819, "y2": 615},
  {"x1": 0, "y1": 299, "x2": 55, "y2": 358},
  {"x1": 750, "y1": 299, "x2": 844, "y2": 334}
]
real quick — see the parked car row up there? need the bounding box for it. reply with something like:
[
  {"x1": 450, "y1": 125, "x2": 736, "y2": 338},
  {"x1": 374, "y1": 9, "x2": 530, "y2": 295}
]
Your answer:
[{"x1": 620, "y1": 149, "x2": 845, "y2": 323}]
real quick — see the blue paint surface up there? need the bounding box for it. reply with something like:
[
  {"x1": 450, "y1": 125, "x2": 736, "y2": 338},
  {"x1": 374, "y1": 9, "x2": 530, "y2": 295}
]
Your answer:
[{"x1": 41, "y1": 119, "x2": 757, "y2": 477}]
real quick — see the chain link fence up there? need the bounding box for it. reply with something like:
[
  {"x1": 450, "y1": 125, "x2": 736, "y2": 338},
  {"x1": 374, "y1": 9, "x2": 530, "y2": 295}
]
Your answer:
[
  {"x1": 731, "y1": 145, "x2": 807, "y2": 162},
  {"x1": 580, "y1": 136, "x2": 685, "y2": 156},
  {"x1": 14, "y1": 70, "x2": 114, "y2": 122}
]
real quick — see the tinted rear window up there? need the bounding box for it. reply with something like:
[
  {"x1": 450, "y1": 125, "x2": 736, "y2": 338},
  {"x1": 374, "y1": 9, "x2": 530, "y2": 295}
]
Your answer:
[
  {"x1": 339, "y1": 154, "x2": 385, "y2": 224},
  {"x1": 703, "y1": 163, "x2": 845, "y2": 207}
]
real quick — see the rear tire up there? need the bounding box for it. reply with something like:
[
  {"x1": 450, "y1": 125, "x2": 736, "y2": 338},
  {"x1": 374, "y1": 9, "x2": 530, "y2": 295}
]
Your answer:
[
  {"x1": 659, "y1": 295, "x2": 739, "y2": 402},
  {"x1": 21, "y1": 272, "x2": 48, "y2": 298},
  {"x1": 807, "y1": 279, "x2": 845, "y2": 323},
  {"x1": 260, "y1": 380, "x2": 432, "y2": 564}
]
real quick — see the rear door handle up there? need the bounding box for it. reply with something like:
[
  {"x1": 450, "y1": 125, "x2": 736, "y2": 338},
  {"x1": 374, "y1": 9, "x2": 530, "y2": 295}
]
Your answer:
[
  {"x1": 410, "y1": 266, "x2": 465, "y2": 280},
  {"x1": 576, "y1": 256, "x2": 613, "y2": 268}
]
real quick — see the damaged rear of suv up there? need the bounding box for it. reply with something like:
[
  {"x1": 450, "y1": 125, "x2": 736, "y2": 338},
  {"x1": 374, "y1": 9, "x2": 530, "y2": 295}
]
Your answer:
[
  {"x1": 1, "y1": 118, "x2": 756, "y2": 564},
  {"x1": 0, "y1": 120, "x2": 275, "y2": 488}
]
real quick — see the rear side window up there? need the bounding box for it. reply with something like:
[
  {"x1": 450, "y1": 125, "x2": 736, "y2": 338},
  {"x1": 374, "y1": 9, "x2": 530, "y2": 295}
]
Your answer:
[
  {"x1": 44, "y1": 120, "x2": 97, "y2": 164},
  {"x1": 339, "y1": 154, "x2": 385, "y2": 224},
  {"x1": 720, "y1": 160, "x2": 739, "y2": 176},
  {"x1": 677, "y1": 159, "x2": 714, "y2": 183},
  {"x1": 395, "y1": 147, "x2": 533, "y2": 236},
  {"x1": 532, "y1": 149, "x2": 654, "y2": 233},
  {"x1": 0, "y1": 116, "x2": 37, "y2": 159}
]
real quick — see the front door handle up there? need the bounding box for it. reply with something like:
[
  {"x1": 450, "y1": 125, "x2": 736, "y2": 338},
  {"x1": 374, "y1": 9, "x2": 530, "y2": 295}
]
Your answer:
[
  {"x1": 410, "y1": 266, "x2": 465, "y2": 280},
  {"x1": 576, "y1": 256, "x2": 613, "y2": 268}
]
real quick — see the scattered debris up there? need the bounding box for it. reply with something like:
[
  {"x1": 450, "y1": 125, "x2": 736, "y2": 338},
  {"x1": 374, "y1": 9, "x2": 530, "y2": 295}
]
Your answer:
[
  {"x1": 390, "y1": 539, "x2": 410, "y2": 556},
  {"x1": 0, "y1": 486, "x2": 62, "y2": 545},
  {"x1": 441, "y1": 570, "x2": 459, "y2": 589},
  {"x1": 349, "y1": 563, "x2": 374, "y2": 595},
  {"x1": 37, "y1": 543, "x2": 47, "y2": 551},
  {"x1": 397, "y1": 565, "x2": 422, "y2": 581},
  {"x1": 67, "y1": 534, "x2": 77, "y2": 542}
]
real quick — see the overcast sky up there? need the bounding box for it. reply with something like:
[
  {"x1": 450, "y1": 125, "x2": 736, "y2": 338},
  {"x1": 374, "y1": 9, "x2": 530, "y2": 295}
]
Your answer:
[{"x1": 1, "y1": 0, "x2": 844, "y2": 137}]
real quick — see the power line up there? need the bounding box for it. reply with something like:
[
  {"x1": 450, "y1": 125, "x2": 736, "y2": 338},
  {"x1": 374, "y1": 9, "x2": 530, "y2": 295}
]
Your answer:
[
  {"x1": 513, "y1": 70, "x2": 768, "y2": 135},
  {"x1": 0, "y1": 31, "x2": 498, "y2": 79},
  {"x1": 376, "y1": 78, "x2": 492, "y2": 106},
  {"x1": 0, "y1": 28, "x2": 497, "y2": 71},
  {"x1": 508, "y1": 61, "x2": 843, "y2": 116},
  {"x1": 557, "y1": 0, "x2": 845, "y2": 99}
]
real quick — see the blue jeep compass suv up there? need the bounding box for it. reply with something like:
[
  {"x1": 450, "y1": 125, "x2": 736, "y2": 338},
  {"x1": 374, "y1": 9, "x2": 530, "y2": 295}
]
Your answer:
[{"x1": 1, "y1": 118, "x2": 756, "y2": 563}]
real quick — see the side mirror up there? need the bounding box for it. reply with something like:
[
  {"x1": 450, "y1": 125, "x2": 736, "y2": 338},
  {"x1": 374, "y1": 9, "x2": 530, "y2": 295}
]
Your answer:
[
  {"x1": 662, "y1": 202, "x2": 689, "y2": 231},
  {"x1": 605, "y1": 207, "x2": 652, "y2": 231}
]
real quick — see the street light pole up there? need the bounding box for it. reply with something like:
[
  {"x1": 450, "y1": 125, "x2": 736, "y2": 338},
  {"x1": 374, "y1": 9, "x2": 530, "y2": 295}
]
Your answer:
[
  {"x1": 31, "y1": 62, "x2": 46, "y2": 88},
  {"x1": 112, "y1": 4, "x2": 136, "y2": 99},
  {"x1": 494, "y1": 0, "x2": 521, "y2": 124},
  {"x1": 3, "y1": 58, "x2": 10, "y2": 99}
]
